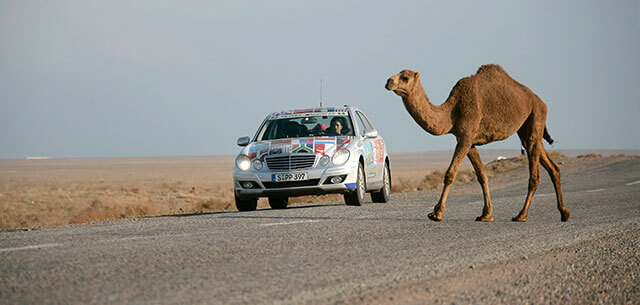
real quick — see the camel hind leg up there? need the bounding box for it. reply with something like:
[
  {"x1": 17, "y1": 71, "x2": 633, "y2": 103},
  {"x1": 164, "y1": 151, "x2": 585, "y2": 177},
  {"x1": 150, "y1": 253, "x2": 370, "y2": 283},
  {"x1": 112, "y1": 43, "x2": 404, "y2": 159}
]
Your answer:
[
  {"x1": 513, "y1": 139, "x2": 542, "y2": 222},
  {"x1": 467, "y1": 146, "x2": 493, "y2": 222},
  {"x1": 512, "y1": 123, "x2": 544, "y2": 222},
  {"x1": 539, "y1": 147, "x2": 571, "y2": 221}
]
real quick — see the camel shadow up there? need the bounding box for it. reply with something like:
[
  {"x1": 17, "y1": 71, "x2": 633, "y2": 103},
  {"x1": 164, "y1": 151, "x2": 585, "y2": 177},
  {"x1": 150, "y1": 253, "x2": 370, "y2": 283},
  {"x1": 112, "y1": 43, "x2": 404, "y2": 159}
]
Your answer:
[{"x1": 217, "y1": 214, "x2": 427, "y2": 223}]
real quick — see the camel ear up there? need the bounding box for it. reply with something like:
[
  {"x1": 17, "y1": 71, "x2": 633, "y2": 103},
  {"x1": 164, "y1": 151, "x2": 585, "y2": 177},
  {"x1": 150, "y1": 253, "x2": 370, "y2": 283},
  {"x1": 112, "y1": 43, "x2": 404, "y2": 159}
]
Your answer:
[{"x1": 415, "y1": 72, "x2": 420, "y2": 79}]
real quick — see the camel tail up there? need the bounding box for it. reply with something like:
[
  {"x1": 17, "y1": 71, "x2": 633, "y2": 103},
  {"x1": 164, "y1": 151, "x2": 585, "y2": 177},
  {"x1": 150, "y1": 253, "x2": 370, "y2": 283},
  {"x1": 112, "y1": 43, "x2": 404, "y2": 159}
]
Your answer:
[{"x1": 544, "y1": 126, "x2": 554, "y2": 145}]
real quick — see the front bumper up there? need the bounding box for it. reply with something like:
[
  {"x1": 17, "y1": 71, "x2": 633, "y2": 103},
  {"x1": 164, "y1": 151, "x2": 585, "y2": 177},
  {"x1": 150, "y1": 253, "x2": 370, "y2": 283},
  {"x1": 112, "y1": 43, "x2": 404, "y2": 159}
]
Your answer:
[{"x1": 233, "y1": 160, "x2": 359, "y2": 198}]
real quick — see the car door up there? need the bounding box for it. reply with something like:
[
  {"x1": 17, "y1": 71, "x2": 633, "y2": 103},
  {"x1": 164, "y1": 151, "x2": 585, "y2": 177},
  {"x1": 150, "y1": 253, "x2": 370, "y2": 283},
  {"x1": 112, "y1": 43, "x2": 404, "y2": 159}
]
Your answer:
[{"x1": 354, "y1": 111, "x2": 382, "y2": 189}]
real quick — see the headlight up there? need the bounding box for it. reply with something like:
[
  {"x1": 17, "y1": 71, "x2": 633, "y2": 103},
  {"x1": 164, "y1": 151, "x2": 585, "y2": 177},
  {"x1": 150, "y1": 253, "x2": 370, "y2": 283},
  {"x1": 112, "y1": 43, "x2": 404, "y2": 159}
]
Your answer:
[
  {"x1": 235, "y1": 155, "x2": 251, "y2": 171},
  {"x1": 319, "y1": 155, "x2": 330, "y2": 167},
  {"x1": 252, "y1": 159, "x2": 263, "y2": 170},
  {"x1": 331, "y1": 149, "x2": 350, "y2": 165}
]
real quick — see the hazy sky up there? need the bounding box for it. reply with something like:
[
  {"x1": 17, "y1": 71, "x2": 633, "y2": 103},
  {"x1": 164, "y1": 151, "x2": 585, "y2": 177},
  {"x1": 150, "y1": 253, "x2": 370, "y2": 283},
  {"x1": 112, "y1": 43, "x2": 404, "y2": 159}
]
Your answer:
[{"x1": 1, "y1": 0, "x2": 639, "y2": 158}]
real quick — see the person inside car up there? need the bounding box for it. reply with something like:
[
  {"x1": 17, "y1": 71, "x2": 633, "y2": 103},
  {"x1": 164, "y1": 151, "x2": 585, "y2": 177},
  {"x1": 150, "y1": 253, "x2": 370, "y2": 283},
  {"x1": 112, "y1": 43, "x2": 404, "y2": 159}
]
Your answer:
[{"x1": 325, "y1": 116, "x2": 350, "y2": 136}]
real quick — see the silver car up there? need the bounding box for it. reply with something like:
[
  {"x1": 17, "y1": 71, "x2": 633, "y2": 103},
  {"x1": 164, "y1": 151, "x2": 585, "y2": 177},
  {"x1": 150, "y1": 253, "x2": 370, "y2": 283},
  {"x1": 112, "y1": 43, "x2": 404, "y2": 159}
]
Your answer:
[{"x1": 233, "y1": 106, "x2": 391, "y2": 211}]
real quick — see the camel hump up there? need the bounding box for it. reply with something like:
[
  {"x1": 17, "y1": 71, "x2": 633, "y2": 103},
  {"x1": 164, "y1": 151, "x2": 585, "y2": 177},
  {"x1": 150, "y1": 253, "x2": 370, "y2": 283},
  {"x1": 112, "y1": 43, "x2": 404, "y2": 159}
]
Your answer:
[{"x1": 476, "y1": 64, "x2": 506, "y2": 75}]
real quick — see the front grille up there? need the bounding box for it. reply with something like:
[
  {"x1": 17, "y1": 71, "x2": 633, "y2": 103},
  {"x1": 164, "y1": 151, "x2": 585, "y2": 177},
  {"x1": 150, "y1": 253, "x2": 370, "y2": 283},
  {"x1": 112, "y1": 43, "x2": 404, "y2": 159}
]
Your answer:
[
  {"x1": 266, "y1": 154, "x2": 316, "y2": 170},
  {"x1": 263, "y1": 179, "x2": 321, "y2": 189}
]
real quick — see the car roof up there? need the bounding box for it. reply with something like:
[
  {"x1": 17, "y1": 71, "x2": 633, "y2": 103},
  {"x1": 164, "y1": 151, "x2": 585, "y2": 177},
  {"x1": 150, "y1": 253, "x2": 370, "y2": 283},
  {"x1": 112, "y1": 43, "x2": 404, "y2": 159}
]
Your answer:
[{"x1": 268, "y1": 106, "x2": 358, "y2": 120}]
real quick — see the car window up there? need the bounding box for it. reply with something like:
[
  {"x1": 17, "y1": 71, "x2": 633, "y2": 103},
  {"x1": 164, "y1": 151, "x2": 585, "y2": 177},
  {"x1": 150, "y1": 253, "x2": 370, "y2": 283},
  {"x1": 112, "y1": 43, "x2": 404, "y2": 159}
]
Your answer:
[
  {"x1": 356, "y1": 111, "x2": 375, "y2": 131},
  {"x1": 256, "y1": 115, "x2": 354, "y2": 141},
  {"x1": 353, "y1": 113, "x2": 367, "y2": 135}
]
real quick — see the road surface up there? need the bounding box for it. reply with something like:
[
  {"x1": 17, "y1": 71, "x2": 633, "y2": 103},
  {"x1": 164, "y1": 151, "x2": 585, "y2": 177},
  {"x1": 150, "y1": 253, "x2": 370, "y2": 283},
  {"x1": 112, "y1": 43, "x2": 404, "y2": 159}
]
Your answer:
[{"x1": 1, "y1": 157, "x2": 639, "y2": 304}]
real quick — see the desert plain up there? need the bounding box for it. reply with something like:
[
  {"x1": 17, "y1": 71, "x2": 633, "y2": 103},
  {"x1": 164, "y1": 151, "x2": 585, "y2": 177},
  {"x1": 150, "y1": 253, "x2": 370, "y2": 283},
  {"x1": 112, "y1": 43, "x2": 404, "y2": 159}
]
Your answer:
[{"x1": 1, "y1": 149, "x2": 637, "y2": 229}]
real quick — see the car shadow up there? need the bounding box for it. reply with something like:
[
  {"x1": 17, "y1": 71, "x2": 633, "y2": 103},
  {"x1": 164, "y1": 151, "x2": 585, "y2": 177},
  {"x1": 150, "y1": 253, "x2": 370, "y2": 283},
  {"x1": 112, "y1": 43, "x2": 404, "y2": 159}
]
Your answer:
[
  {"x1": 160, "y1": 202, "x2": 340, "y2": 218},
  {"x1": 158, "y1": 202, "x2": 425, "y2": 223}
]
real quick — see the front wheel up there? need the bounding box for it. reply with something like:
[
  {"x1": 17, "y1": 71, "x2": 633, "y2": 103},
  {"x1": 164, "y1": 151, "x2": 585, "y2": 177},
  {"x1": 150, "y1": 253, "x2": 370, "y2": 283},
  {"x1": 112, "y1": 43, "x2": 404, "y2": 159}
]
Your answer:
[
  {"x1": 268, "y1": 196, "x2": 288, "y2": 209},
  {"x1": 371, "y1": 162, "x2": 391, "y2": 203},
  {"x1": 235, "y1": 195, "x2": 257, "y2": 212},
  {"x1": 344, "y1": 163, "x2": 366, "y2": 206}
]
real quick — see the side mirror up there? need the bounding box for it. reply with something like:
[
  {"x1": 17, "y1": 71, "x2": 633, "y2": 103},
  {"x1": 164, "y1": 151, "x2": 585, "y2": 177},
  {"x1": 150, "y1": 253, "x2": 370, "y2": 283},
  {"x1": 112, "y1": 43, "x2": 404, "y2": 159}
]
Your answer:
[
  {"x1": 237, "y1": 136, "x2": 250, "y2": 147},
  {"x1": 363, "y1": 129, "x2": 379, "y2": 139}
]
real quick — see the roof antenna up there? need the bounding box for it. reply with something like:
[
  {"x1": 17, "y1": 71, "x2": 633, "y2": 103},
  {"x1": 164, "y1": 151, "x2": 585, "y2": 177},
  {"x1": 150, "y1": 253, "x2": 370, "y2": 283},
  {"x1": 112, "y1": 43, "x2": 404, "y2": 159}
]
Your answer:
[{"x1": 320, "y1": 79, "x2": 323, "y2": 107}]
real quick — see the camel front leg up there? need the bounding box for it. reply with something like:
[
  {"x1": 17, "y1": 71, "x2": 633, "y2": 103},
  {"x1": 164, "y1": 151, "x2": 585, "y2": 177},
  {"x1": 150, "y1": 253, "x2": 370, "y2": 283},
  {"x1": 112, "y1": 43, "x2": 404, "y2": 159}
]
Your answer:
[
  {"x1": 467, "y1": 146, "x2": 493, "y2": 222},
  {"x1": 428, "y1": 141, "x2": 472, "y2": 221}
]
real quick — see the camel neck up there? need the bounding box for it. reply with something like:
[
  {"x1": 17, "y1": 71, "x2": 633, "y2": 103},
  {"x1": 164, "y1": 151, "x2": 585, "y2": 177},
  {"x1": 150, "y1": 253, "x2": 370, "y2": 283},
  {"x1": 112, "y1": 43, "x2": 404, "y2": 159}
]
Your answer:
[{"x1": 401, "y1": 83, "x2": 453, "y2": 136}]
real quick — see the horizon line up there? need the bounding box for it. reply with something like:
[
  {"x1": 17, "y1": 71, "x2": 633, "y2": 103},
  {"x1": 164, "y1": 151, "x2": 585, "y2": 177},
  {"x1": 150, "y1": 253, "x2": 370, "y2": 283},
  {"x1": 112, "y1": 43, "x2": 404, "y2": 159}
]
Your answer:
[{"x1": 1, "y1": 148, "x2": 639, "y2": 161}]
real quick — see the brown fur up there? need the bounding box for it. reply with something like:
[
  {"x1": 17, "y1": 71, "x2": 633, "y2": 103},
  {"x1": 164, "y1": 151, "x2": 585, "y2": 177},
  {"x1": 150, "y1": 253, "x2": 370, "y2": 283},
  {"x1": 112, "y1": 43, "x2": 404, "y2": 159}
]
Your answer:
[{"x1": 385, "y1": 64, "x2": 570, "y2": 222}]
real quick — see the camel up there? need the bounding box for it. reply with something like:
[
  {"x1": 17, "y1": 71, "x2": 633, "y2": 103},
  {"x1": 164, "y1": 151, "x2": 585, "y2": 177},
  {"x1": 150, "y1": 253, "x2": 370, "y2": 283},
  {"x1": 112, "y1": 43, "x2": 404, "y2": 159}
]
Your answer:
[{"x1": 385, "y1": 64, "x2": 570, "y2": 222}]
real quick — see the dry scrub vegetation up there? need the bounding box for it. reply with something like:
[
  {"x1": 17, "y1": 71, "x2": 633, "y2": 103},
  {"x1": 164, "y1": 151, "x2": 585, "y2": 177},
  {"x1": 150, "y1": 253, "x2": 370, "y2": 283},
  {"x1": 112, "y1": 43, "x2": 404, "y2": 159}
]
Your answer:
[
  {"x1": 0, "y1": 151, "x2": 623, "y2": 229},
  {"x1": 577, "y1": 153, "x2": 603, "y2": 158},
  {"x1": 0, "y1": 157, "x2": 236, "y2": 228},
  {"x1": 0, "y1": 156, "x2": 346, "y2": 228}
]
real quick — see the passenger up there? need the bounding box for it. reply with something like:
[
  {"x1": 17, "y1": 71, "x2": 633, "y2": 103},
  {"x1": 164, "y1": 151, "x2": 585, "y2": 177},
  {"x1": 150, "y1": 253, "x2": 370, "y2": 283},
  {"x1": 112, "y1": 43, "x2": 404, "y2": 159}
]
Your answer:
[{"x1": 325, "y1": 117, "x2": 350, "y2": 136}]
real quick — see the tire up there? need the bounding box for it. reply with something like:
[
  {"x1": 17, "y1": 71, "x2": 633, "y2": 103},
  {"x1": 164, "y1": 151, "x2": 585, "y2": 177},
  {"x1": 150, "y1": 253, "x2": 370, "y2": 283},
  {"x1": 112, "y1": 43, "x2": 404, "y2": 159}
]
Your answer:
[
  {"x1": 268, "y1": 196, "x2": 288, "y2": 209},
  {"x1": 235, "y1": 195, "x2": 257, "y2": 212},
  {"x1": 371, "y1": 162, "x2": 391, "y2": 203},
  {"x1": 344, "y1": 163, "x2": 366, "y2": 206}
]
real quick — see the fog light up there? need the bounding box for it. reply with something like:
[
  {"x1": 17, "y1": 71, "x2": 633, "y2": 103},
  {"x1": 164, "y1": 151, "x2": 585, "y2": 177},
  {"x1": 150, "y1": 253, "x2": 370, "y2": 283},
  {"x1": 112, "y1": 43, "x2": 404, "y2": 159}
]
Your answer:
[
  {"x1": 330, "y1": 176, "x2": 343, "y2": 184},
  {"x1": 242, "y1": 182, "x2": 254, "y2": 189}
]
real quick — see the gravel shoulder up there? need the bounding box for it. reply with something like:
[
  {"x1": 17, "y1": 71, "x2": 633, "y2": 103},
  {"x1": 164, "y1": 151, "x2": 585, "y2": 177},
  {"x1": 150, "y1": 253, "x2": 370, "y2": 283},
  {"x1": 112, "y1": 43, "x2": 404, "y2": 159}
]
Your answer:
[{"x1": 333, "y1": 225, "x2": 640, "y2": 304}]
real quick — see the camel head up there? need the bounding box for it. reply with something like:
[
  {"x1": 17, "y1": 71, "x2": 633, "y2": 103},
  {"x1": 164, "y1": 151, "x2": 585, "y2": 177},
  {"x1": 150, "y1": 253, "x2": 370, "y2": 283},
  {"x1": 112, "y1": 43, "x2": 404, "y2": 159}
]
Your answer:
[{"x1": 385, "y1": 69, "x2": 421, "y2": 98}]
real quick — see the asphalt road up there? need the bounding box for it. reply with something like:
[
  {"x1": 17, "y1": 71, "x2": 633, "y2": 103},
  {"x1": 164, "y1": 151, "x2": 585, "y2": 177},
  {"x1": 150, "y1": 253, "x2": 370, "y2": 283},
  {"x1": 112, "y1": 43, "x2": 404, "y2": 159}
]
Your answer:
[{"x1": 1, "y1": 158, "x2": 639, "y2": 304}]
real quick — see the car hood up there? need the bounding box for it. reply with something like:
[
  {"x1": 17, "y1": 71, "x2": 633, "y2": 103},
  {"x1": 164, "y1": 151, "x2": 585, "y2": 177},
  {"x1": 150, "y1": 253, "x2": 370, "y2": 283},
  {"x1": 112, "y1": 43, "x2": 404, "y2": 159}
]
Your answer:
[{"x1": 242, "y1": 136, "x2": 355, "y2": 160}]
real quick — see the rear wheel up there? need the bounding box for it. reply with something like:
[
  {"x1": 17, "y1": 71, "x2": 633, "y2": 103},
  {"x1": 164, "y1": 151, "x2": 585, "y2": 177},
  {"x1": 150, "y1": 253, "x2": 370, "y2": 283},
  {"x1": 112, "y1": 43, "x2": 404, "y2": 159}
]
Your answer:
[
  {"x1": 371, "y1": 162, "x2": 391, "y2": 203},
  {"x1": 235, "y1": 195, "x2": 257, "y2": 212},
  {"x1": 268, "y1": 196, "x2": 288, "y2": 209},
  {"x1": 344, "y1": 163, "x2": 366, "y2": 206}
]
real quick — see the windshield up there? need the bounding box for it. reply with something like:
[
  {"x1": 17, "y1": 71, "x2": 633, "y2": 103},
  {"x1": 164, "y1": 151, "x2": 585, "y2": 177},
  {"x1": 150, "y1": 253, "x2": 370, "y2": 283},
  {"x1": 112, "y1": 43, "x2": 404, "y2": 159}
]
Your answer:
[{"x1": 256, "y1": 114, "x2": 354, "y2": 141}]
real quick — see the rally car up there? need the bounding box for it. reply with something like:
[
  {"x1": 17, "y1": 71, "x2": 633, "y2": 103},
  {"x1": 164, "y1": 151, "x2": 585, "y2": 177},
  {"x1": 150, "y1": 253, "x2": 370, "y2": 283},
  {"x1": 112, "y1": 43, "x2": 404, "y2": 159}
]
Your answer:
[{"x1": 233, "y1": 106, "x2": 391, "y2": 211}]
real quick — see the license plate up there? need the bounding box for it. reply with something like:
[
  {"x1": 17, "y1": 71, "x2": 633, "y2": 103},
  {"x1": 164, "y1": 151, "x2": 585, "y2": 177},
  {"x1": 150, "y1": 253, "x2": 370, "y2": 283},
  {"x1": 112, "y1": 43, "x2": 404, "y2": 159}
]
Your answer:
[{"x1": 272, "y1": 172, "x2": 308, "y2": 182}]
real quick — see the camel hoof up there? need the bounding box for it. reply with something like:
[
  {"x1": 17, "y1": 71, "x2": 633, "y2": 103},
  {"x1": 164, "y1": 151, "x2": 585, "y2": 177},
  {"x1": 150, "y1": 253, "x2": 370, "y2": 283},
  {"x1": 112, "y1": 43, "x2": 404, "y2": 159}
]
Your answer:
[
  {"x1": 561, "y1": 209, "x2": 571, "y2": 222},
  {"x1": 428, "y1": 213, "x2": 442, "y2": 222},
  {"x1": 475, "y1": 215, "x2": 494, "y2": 222},
  {"x1": 512, "y1": 216, "x2": 527, "y2": 222}
]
